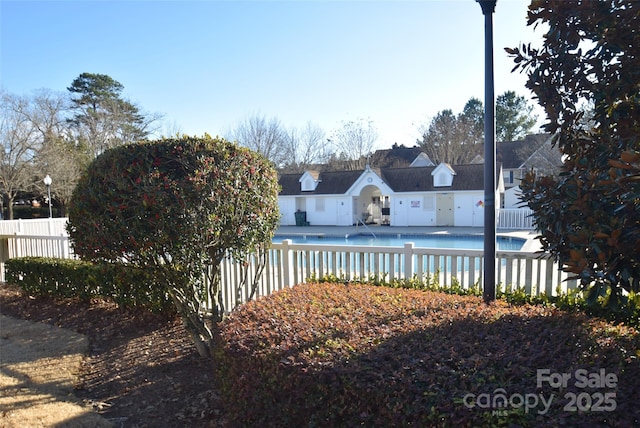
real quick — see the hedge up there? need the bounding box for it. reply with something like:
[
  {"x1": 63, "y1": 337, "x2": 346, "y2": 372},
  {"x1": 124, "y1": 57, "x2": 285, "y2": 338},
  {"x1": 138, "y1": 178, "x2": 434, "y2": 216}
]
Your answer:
[{"x1": 5, "y1": 257, "x2": 174, "y2": 313}]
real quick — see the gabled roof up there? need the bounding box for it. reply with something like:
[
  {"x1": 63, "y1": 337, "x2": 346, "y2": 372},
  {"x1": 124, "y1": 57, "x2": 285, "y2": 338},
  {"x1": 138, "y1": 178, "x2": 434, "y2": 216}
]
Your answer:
[
  {"x1": 410, "y1": 152, "x2": 435, "y2": 167},
  {"x1": 369, "y1": 146, "x2": 425, "y2": 168},
  {"x1": 431, "y1": 163, "x2": 456, "y2": 176},
  {"x1": 367, "y1": 134, "x2": 551, "y2": 171},
  {"x1": 381, "y1": 164, "x2": 487, "y2": 192},
  {"x1": 279, "y1": 170, "x2": 363, "y2": 195},
  {"x1": 302, "y1": 170, "x2": 321, "y2": 181},
  {"x1": 470, "y1": 154, "x2": 484, "y2": 164},
  {"x1": 279, "y1": 163, "x2": 502, "y2": 195},
  {"x1": 495, "y1": 134, "x2": 549, "y2": 169}
]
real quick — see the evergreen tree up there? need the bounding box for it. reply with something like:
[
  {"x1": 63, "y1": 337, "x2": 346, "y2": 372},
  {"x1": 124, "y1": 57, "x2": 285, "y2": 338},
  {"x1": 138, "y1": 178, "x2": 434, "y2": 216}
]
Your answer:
[
  {"x1": 508, "y1": 0, "x2": 640, "y2": 306},
  {"x1": 67, "y1": 73, "x2": 150, "y2": 157}
]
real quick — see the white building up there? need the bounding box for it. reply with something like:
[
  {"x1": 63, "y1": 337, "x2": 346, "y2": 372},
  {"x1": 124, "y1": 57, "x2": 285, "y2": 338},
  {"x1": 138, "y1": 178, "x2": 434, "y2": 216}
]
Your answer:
[{"x1": 278, "y1": 162, "x2": 505, "y2": 227}]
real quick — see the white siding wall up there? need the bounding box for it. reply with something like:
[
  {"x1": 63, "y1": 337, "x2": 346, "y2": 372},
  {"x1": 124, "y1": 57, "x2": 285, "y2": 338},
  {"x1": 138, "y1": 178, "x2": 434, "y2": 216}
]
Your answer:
[
  {"x1": 282, "y1": 190, "x2": 499, "y2": 227},
  {"x1": 454, "y1": 192, "x2": 484, "y2": 227},
  {"x1": 279, "y1": 196, "x2": 356, "y2": 226},
  {"x1": 278, "y1": 198, "x2": 296, "y2": 225},
  {"x1": 392, "y1": 194, "x2": 437, "y2": 226},
  {"x1": 504, "y1": 186, "x2": 524, "y2": 209}
]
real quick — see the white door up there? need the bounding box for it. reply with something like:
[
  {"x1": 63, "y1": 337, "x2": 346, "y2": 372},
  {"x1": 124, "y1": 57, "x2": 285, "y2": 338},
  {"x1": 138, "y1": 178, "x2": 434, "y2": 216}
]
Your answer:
[
  {"x1": 393, "y1": 197, "x2": 409, "y2": 226},
  {"x1": 436, "y1": 193, "x2": 454, "y2": 226}
]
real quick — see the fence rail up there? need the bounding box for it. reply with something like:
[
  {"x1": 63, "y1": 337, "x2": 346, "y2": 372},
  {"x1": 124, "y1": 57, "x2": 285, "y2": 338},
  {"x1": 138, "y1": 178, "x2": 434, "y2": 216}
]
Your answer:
[
  {"x1": 0, "y1": 218, "x2": 69, "y2": 236},
  {"x1": 0, "y1": 234, "x2": 575, "y2": 311}
]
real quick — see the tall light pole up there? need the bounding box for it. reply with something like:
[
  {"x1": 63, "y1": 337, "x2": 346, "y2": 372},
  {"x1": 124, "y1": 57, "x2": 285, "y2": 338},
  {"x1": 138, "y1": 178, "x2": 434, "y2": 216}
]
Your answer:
[
  {"x1": 43, "y1": 174, "x2": 52, "y2": 218},
  {"x1": 477, "y1": 0, "x2": 497, "y2": 303}
]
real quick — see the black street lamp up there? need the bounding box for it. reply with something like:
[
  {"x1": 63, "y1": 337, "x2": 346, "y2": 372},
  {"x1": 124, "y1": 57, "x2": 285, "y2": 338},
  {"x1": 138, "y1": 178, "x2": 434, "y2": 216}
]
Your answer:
[
  {"x1": 43, "y1": 174, "x2": 52, "y2": 218},
  {"x1": 477, "y1": 0, "x2": 497, "y2": 303}
]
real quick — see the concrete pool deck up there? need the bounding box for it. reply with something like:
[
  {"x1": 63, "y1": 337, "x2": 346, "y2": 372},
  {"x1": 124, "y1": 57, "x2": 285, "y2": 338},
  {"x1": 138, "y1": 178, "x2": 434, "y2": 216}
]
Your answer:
[{"x1": 275, "y1": 225, "x2": 542, "y2": 252}]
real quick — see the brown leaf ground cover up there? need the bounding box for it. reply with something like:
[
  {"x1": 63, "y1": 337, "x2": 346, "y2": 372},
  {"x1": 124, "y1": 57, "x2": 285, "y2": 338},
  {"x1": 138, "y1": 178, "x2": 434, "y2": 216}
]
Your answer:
[
  {"x1": 216, "y1": 282, "x2": 640, "y2": 427},
  {"x1": 0, "y1": 283, "x2": 222, "y2": 428},
  {"x1": 2, "y1": 280, "x2": 640, "y2": 427}
]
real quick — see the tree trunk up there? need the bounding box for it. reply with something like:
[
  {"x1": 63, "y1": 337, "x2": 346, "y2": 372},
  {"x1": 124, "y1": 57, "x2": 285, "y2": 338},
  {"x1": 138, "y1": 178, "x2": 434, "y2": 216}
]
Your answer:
[{"x1": 168, "y1": 288, "x2": 215, "y2": 359}]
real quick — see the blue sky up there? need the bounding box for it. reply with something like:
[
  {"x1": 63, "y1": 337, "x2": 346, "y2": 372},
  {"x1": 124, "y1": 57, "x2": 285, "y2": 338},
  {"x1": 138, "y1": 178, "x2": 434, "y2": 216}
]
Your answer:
[{"x1": 1, "y1": 0, "x2": 545, "y2": 149}]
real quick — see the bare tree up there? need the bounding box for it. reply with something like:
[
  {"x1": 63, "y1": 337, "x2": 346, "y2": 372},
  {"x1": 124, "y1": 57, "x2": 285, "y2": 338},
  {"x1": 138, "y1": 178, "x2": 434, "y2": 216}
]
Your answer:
[
  {"x1": 283, "y1": 121, "x2": 328, "y2": 172},
  {"x1": 37, "y1": 134, "x2": 89, "y2": 217},
  {"x1": 12, "y1": 89, "x2": 88, "y2": 217},
  {"x1": 158, "y1": 119, "x2": 184, "y2": 139},
  {"x1": 230, "y1": 114, "x2": 290, "y2": 167},
  {"x1": 0, "y1": 91, "x2": 41, "y2": 219},
  {"x1": 329, "y1": 118, "x2": 378, "y2": 170},
  {"x1": 0, "y1": 89, "x2": 90, "y2": 218},
  {"x1": 27, "y1": 90, "x2": 83, "y2": 217}
]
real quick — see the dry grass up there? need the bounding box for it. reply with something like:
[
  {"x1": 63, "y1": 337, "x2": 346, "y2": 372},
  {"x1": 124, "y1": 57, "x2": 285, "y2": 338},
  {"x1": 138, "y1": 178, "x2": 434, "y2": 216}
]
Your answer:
[{"x1": 0, "y1": 315, "x2": 111, "y2": 428}]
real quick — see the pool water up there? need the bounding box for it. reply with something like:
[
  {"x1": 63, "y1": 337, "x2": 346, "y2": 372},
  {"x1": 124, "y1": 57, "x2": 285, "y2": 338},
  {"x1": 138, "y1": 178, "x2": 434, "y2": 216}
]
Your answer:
[{"x1": 273, "y1": 233, "x2": 525, "y2": 251}]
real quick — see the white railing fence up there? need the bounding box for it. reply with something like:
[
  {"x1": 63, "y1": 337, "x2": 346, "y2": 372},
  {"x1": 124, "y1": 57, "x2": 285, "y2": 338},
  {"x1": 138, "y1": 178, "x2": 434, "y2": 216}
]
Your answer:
[
  {"x1": 0, "y1": 218, "x2": 69, "y2": 236},
  {"x1": 0, "y1": 235, "x2": 575, "y2": 311},
  {"x1": 219, "y1": 240, "x2": 576, "y2": 311},
  {"x1": 498, "y1": 208, "x2": 535, "y2": 230}
]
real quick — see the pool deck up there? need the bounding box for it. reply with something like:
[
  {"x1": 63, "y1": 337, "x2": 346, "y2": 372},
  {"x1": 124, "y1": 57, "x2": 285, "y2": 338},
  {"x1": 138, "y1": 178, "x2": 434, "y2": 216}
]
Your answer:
[{"x1": 276, "y1": 225, "x2": 542, "y2": 252}]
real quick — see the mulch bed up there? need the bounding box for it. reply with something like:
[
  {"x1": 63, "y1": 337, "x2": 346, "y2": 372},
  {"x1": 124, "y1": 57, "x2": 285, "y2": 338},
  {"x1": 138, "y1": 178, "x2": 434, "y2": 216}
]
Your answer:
[{"x1": 0, "y1": 283, "x2": 224, "y2": 428}]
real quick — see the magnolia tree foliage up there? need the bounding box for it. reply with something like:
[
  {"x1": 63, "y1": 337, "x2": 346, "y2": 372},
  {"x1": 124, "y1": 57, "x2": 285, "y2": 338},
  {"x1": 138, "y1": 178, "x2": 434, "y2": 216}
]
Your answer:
[
  {"x1": 509, "y1": 0, "x2": 639, "y2": 308},
  {"x1": 67, "y1": 135, "x2": 280, "y2": 358}
]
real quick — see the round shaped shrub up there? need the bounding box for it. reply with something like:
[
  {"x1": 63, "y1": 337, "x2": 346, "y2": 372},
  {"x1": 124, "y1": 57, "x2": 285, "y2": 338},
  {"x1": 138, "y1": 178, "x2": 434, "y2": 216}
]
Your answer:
[{"x1": 67, "y1": 135, "x2": 280, "y2": 357}]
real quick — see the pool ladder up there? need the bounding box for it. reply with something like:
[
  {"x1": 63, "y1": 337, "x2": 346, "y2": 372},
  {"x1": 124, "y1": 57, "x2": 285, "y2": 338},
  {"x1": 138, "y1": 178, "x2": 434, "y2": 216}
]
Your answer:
[{"x1": 355, "y1": 219, "x2": 376, "y2": 239}]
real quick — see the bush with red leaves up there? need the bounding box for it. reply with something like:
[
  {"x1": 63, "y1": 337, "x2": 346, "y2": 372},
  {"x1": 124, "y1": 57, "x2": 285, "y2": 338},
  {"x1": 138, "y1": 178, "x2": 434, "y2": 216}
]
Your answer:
[{"x1": 214, "y1": 282, "x2": 640, "y2": 427}]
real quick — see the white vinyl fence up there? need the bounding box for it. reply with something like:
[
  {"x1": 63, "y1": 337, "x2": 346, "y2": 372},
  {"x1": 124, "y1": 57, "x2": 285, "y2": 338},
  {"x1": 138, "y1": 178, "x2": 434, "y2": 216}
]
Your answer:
[
  {"x1": 217, "y1": 240, "x2": 577, "y2": 311},
  {"x1": 0, "y1": 219, "x2": 575, "y2": 312},
  {"x1": 498, "y1": 208, "x2": 535, "y2": 230},
  {"x1": 0, "y1": 218, "x2": 69, "y2": 236}
]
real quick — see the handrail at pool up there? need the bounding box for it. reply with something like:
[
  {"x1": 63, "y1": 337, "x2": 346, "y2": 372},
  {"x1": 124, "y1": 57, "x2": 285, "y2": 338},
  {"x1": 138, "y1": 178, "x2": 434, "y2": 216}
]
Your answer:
[{"x1": 354, "y1": 218, "x2": 377, "y2": 239}]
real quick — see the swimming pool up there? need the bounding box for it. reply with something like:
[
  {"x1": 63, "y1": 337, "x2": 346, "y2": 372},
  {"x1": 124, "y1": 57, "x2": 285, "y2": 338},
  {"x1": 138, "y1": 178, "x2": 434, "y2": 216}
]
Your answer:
[{"x1": 273, "y1": 233, "x2": 525, "y2": 251}]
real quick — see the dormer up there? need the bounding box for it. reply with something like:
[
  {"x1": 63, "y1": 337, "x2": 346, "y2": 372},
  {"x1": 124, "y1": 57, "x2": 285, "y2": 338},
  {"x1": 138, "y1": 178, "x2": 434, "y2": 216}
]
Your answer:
[
  {"x1": 410, "y1": 152, "x2": 435, "y2": 167},
  {"x1": 431, "y1": 163, "x2": 456, "y2": 187},
  {"x1": 299, "y1": 170, "x2": 321, "y2": 192}
]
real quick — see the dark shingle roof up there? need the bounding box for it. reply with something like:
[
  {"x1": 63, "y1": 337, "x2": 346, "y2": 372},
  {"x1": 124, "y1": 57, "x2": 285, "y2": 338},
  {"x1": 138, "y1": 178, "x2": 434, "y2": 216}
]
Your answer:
[
  {"x1": 380, "y1": 164, "x2": 487, "y2": 192},
  {"x1": 279, "y1": 170, "x2": 363, "y2": 195},
  {"x1": 279, "y1": 163, "x2": 500, "y2": 195},
  {"x1": 369, "y1": 146, "x2": 424, "y2": 168},
  {"x1": 278, "y1": 174, "x2": 303, "y2": 196},
  {"x1": 496, "y1": 134, "x2": 548, "y2": 168}
]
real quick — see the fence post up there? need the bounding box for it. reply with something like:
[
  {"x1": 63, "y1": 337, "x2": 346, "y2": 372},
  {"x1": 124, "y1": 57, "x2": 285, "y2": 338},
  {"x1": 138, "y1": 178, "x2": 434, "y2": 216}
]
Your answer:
[
  {"x1": 404, "y1": 242, "x2": 414, "y2": 280},
  {"x1": 0, "y1": 238, "x2": 8, "y2": 282},
  {"x1": 282, "y1": 239, "x2": 292, "y2": 288}
]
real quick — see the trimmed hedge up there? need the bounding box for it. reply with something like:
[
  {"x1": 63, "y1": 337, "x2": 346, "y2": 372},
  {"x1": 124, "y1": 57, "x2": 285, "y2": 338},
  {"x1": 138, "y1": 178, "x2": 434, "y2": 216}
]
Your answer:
[{"x1": 5, "y1": 257, "x2": 174, "y2": 313}]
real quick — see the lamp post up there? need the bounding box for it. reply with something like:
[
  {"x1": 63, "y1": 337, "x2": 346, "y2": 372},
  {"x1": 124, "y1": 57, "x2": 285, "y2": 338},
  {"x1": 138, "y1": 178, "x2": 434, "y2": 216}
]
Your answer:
[
  {"x1": 477, "y1": 0, "x2": 497, "y2": 303},
  {"x1": 43, "y1": 174, "x2": 52, "y2": 218}
]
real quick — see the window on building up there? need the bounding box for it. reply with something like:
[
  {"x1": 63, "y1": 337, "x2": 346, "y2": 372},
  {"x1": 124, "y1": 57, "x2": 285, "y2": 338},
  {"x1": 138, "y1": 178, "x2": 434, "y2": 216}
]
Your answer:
[
  {"x1": 503, "y1": 170, "x2": 514, "y2": 185},
  {"x1": 423, "y1": 195, "x2": 435, "y2": 211}
]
